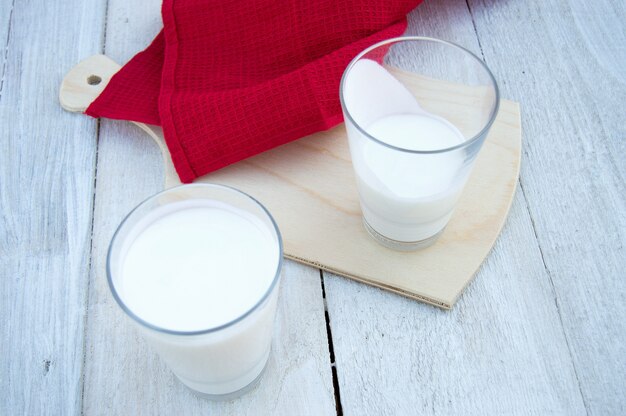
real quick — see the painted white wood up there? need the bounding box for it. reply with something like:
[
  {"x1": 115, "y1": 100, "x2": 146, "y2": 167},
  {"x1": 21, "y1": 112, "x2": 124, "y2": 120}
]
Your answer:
[
  {"x1": 0, "y1": 1, "x2": 12, "y2": 65},
  {"x1": 0, "y1": 0, "x2": 106, "y2": 414},
  {"x1": 79, "y1": 1, "x2": 336, "y2": 414},
  {"x1": 467, "y1": 0, "x2": 626, "y2": 413},
  {"x1": 324, "y1": 1, "x2": 589, "y2": 414}
]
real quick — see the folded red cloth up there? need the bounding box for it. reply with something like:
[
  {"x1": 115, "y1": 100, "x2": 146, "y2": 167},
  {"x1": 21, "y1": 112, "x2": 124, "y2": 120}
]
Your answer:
[{"x1": 86, "y1": 0, "x2": 420, "y2": 182}]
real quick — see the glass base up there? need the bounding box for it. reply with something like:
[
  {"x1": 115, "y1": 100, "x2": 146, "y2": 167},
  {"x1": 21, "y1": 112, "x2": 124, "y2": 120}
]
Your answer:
[
  {"x1": 181, "y1": 357, "x2": 269, "y2": 401},
  {"x1": 363, "y1": 218, "x2": 444, "y2": 251},
  {"x1": 180, "y1": 349, "x2": 271, "y2": 401}
]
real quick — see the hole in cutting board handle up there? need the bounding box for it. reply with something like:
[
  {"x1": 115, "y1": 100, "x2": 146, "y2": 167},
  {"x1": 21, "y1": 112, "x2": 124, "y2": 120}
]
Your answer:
[{"x1": 87, "y1": 75, "x2": 102, "y2": 85}]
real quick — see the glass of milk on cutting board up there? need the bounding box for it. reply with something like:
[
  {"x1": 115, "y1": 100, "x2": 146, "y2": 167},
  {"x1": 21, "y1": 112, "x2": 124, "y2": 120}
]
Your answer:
[
  {"x1": 107, "y1": 184, "x2": 283, "y2": 399},
  {"x1": 340, "y1": 37, "x2": 499, "y2": 250}
]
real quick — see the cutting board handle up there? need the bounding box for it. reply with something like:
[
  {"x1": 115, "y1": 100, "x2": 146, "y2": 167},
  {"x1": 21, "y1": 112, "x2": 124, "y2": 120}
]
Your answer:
[
  {"x1": 59, "y1": 55, "x2": 120, "y2": 113},
  {"x1": 59, "y1": 55, "x2": 179, "y2": 186}
]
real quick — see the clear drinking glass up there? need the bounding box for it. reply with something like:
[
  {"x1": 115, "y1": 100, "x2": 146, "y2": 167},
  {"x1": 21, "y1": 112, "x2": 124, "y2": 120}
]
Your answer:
[
  {"x1": 107, "y1": 184, "x2": 283, "y2": 400},
  {"x1": 340, "y1": 36, "x2": 499, "y2": 250}
]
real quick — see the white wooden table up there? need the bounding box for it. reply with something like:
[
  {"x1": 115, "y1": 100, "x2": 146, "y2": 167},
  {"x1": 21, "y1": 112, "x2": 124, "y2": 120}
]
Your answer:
[{"x1": 1, "y1": 1, "x2": 624, "y2": 414}]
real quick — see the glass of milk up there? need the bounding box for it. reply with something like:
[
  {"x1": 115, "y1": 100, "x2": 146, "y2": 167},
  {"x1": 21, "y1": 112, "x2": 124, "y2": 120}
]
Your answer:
[
  {"x1": 340, "y1": 36, "x2": 500, "y2": 250},
  {"x1": 107, "y1": 184, "x2": 283, "y2": 399}
]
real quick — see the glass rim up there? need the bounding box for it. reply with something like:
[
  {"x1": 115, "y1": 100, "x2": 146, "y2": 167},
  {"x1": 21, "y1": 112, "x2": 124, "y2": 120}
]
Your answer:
[
  {"x1": 339, "y1": 36, "x2": 500, "y2": 154},
  {"x1": 106, "y1": 183, "x2": 284, "y2": 337}
]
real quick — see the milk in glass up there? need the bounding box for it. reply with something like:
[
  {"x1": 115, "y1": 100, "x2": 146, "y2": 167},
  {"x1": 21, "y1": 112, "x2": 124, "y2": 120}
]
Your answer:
[
  {"x1": 344, "y1": 59, "x2": 468, "y2": 242},
  {"x1": 113, "y1": 199, "x2": 280, "y2": 395}
]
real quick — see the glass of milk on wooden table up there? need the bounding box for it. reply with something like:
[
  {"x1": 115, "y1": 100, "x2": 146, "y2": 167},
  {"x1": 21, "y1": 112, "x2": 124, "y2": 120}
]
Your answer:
[
  {"x1": 107, "y1": 184, "x2": 283, "y2": 399},
  {"x1": 340, "y1": 36, "x2": 499, "y2": 250}
]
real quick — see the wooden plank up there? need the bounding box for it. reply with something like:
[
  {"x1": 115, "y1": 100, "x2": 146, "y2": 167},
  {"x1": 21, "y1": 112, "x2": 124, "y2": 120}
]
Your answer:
[
  {"x1": 0, "y1": 0, "x2": 106, "y2": 414},
  {"x1": 467, "y1": 0, "x2": 626, "y2": 413},
  {"x1": 80, "y1": 1, "x2": 336, "y2": 414},
  {"x1": 324, "y1": 1, "x2": 588, "y2": 414}
]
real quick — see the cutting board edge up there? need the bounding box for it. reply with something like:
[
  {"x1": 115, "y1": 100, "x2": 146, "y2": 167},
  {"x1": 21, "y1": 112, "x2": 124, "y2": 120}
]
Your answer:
[
  {"x1": 285, "y1": 253, "x2": 452, "y2": 309},
  {"x1": 448, "y1": 101, "x2": 523, "y2": 306}
]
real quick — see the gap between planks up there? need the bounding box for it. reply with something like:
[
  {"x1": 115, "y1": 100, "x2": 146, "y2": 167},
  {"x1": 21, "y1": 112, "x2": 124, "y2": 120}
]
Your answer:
[
  {"x1": 518, "y1": 180, "x2": 589, "y2": 413},
  {"x1": 0, "y1": 0, "x2": 16, "y2": 101},
  {"x1": 320, "y1": 270, "x2": 344, "y2": 416},
  {"x1": 80, "y1": 2, "x2": 110, "y2": 413},
  {"x1": 464, "y1": 0, "x2": 485, "y2": 60},
  {"x1": 79, "y1": 118, "x2": 101, "y2": 416}
]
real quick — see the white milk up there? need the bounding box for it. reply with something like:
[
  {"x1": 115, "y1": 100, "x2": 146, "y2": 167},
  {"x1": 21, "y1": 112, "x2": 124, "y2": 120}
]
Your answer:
[
  {"x1": 356, "y1": 114, "x2": 466, "y2": 242},
  {"x1": 343, "y1": 59, "x2": 469, "y2": 243},
  {"x1": 115, "y1": 200, "x2": 280, "y2": 396}
]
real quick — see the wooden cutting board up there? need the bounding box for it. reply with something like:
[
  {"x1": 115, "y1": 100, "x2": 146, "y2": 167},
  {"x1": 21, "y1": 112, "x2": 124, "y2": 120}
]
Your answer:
[{"x1": 60, "y1": 55, "x2": 521, "y2": 309}]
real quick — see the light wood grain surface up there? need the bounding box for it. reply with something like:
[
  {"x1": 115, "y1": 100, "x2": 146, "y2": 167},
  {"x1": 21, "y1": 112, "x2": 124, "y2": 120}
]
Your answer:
[{"x1": 1, "y1": 1, "x2": 624, "y2": 415}]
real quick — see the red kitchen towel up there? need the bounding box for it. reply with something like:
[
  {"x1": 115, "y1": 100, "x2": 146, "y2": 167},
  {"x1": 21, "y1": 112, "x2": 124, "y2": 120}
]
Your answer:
[{"x1": 86, "y1": 0, "x2": 421, "y2": 183}]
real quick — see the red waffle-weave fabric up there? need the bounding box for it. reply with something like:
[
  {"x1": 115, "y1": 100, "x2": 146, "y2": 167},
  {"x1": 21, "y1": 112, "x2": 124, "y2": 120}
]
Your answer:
[{"x1": 86, "y1": 0, "x2": 421, "y2": 183}]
